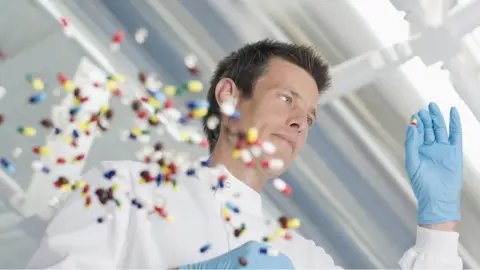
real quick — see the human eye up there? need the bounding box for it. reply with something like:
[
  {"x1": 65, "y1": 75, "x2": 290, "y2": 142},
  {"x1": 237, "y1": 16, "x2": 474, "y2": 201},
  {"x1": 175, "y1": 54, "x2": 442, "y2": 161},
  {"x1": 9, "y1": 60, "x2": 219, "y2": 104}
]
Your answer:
[{"x1": 279, "y1": 94, "x2": 293, "y2": 104}]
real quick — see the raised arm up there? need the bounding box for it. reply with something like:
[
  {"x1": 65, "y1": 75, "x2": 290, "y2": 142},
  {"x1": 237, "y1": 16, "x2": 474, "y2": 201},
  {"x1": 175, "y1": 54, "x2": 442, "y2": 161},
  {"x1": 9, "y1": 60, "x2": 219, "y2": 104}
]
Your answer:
[{"x1": 401, "y1": 102, "x2": 463, "y2": 269}]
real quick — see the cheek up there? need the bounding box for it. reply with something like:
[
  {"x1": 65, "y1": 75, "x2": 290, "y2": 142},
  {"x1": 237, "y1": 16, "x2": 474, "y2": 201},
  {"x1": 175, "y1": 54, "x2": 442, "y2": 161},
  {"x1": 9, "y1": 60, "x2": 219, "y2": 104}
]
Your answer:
[{"x1": 296, "y1": 133, "x2": 308, "y2": 150}]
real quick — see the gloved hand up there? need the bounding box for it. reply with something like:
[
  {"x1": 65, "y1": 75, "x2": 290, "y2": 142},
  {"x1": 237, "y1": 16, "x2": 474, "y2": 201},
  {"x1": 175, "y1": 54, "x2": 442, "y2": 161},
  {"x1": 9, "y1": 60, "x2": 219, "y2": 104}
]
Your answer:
[
  {"x1": 179, "y1": 241, "x2": 294, "y2": 269},
  {"x1": 405, "y1": 102, "x2": 463, "y2": 225}
]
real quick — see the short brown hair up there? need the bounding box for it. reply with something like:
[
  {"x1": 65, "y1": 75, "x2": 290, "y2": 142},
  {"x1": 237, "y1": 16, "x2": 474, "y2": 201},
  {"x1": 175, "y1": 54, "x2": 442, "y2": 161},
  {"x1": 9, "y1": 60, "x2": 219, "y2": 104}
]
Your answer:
[{"x1": 203, "y1": 39, "x2": 331, "y2": 153}]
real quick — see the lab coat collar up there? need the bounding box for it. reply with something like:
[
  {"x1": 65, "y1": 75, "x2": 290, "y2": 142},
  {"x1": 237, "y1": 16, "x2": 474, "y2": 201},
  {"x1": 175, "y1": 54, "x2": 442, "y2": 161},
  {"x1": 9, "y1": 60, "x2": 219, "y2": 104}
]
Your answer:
[{"x1": 196, "y1": 164, "x2": 263, "y2": 217}]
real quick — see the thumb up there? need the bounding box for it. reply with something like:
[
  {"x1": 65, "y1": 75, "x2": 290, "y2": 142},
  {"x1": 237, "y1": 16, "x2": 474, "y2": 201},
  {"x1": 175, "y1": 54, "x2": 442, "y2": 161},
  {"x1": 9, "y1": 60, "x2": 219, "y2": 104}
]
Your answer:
[{"x1": 405, "y1": 124, "x2": 420, "y2": 176}]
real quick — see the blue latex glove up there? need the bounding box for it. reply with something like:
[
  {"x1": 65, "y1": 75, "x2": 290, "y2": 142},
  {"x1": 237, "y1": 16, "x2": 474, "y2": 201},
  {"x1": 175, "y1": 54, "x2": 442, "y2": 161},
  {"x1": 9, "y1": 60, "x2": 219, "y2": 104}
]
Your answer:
[
  {"x1": 180, "y1": 241, "x2": 294, "y2": 269},
  {"x1": 405, "y1": 102, "x2": 463, "y2": 225}
]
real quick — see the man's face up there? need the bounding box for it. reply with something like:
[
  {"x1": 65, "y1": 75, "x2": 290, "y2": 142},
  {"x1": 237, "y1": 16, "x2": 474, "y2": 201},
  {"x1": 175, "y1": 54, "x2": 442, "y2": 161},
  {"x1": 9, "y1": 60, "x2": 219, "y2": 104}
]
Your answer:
[{"x1": 218, "y1": 58, "x2": 319, "y2": 169}]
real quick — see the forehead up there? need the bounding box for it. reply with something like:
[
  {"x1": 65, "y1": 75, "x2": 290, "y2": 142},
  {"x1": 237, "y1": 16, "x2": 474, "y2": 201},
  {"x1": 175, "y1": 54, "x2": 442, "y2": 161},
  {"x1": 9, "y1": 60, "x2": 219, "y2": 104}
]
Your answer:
[{"x1": 256, "y1": 57, "x2": 319, "y2": 105}]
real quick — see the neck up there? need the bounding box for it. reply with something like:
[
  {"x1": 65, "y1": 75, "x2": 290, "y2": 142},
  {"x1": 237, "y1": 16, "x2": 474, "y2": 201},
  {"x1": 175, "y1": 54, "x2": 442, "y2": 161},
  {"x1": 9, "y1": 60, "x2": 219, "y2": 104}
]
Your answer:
[{"x1": 210, "y1": 136, "x2": 268, "y2": 192}]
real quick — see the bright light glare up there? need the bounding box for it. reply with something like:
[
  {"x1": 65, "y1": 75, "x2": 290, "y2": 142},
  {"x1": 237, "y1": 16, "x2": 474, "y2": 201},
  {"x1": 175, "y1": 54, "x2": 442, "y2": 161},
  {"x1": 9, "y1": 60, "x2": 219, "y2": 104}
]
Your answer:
[{"x1": 348, "y1": 0, "x2": 480, "y2": 177}]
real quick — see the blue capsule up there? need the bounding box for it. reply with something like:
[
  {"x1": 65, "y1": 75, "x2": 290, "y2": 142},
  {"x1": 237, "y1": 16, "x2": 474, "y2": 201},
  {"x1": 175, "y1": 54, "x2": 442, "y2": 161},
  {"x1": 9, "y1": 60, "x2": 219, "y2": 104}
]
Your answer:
[
  {"x1": 186, "y1": 168, "x2": 196, "y2": 176},
  {"x1": 179, "y1": 116, "x2": 189, "y2": 125},
  {"x1": 0, "y1": 158, "x2": 15, "y2": 174},
  {"x1": 225, "y1": 202, "x2": 240, "y2": 213},
  {"x1": 29, "y1": 92, "x2": 47, "y2": 104},
  {"x1": 200, "y1": 159, "x2": 211, "y2": 167},
  {"x1": 155, "y1": 174, "x2": 163, "y2": 186},
  {"x1": 199, "y1": 243, "x2": 211, "y2": 253},
  {"x1": 69, "y1": 106, "x2": 81, "y2": 116},
  {"x1": 72, "y1": 129, "x2": 80, "y2": 139},
  {"x1": 103, "y1": 170, "x2": 116, "y2": 180}
]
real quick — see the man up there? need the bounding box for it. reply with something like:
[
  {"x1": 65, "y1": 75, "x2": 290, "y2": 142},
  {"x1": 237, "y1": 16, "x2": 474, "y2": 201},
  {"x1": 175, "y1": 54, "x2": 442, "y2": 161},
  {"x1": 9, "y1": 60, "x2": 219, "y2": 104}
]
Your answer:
[{"x1": 28, "y1": 40, "x2": 463, "y2": 269}]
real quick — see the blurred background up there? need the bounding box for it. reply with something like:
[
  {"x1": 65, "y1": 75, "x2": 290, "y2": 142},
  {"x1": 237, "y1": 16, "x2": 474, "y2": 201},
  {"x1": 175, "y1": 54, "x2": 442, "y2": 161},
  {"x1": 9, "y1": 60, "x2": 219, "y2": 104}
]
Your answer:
[{"x1": 1, "y1": 0, "x2": 480, "y2": 268}]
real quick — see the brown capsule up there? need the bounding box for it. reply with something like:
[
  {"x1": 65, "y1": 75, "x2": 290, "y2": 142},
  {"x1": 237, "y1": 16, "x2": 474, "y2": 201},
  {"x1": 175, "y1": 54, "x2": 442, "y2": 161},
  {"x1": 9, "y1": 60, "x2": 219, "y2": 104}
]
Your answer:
[
  {"x1": 95, "y1": 188, "x2": 109, "y2": 204},
  {"x1": 74, "y1": 87, "x2": 81, "y2": 98},
  {"x1": 188, "y1": 66, "x2": 200, "y2": 76},
  {"x1": 140, "y1": 170, "x2": 151, "y2": 180},
  {"x1": 105, "y1": 109, "x2": 113, "y2": 119},
  {"x1": 106, "y1": 188, "x2": 114, "y2": 200},
  {"x1": 154, "y1": 142, "x2": 163, "y2": 151},
  {"x1": 157, "y1": 158, "x2": 166, "y2": 167},
  {"x1": 40, "y1": 119, "x2": 54, "y2": 128},
  {"x1": 138, "y1": 72, "x2": 148, "y2": 84},
  {"x1": 57, "y1": 176, "x2": 69, "y2": 185},
  {"x1": 234, "y1": 228, "x2": 242, "y2": 238},
  {"x1": 131, "y1": 100, "x2": 142, "y2": 112},
  {"x1": 238, "y1": 257, "x2": 247, "y2": 266},
  {"x1": 278, "y1": 216, "x2": 289, "y2": 229}
]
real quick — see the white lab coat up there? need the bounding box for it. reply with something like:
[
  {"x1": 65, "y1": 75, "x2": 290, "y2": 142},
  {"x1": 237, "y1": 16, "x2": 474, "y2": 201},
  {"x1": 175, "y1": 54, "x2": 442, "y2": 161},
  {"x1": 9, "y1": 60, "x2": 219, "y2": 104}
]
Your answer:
[{"x1": 27, "y1": 160, "x2": 463, "y2": 269}]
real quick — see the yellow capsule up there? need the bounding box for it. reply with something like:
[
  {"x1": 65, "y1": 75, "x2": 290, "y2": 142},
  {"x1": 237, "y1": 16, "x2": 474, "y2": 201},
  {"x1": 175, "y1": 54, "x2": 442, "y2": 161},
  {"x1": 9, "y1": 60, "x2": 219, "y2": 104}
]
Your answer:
[
  {"x1": 287, "y1": 218, "x2": 301, "y2": 229},
  {"x1": 112, "y1": 184, "x2": 120, "y2": 191},
  {"x1": 131, "y1": 128, "x2": 142, "y2": 136},
  {"x1": 232, "y1": 149, "x2": 241, "y2": 159},
  {"x1": 18, "y1": 127, "x2": 37, "y2": 136},
  {"x1": 63, "y1": 80, "x2": 76, "y2": 92},
  {"x1": 192, "y1": 108, "x2": 208, "y2": 119},
  {"x1": 100, "y1": 104, "x2": 110, "y2": 113},
  {"x1": 78, "y1": 121, "x2": 89, "y2": 132},
  {"x1": 173, "y1": 185, "x2": 179, "y2": 191},
  {"x1": 149, "y1": 114, "x2": 158, "y2": 122},
  {"x1": 61, "y1": 185, "x2": 72, "y2": 192},
  {"x1": 411, "y1": 118, "x2": 417, "y2": 125},
  {"x1": 32, "y1": 79, "x2": 45, "y2": 91},
  {"x1": 37, "y1": 146, "x2": 52, "y2": 155},
  {"x1": 106, "y1": 80, "x2": 117, "y2": 90},
  {"x1": 179, "y1": 131, "x2": 190, "y2": 142},
  {"x1": 187, "y1": 80, "x2": 203, "y2": 92},
  {"x1": 222, "y1": 207, "x2": 230, "y2": 218},
  {"x1": 60, "y1": 135, "x2": 73, "y2": 144},
  {"x1": 247, "y1": 128, "x2": 258, "y2": 144},
  {"x1": 73, "y1": 98, "x2": 82, "y2": 106},
  {"x1": 139, "y1": 178, "x2": 147, "y2": 184},
  {"x1": 147, "y1": 98, "x2": 161, "y2": 108},
  {"x1": 161, "y1": 166, "x2": 169, "y2": 174},
  {"x1": 110, "y1": 74, "x2": 125, "y2": 83},
  {"x1": 164, "y1": 85, "x2": 177, "y2": 97},
  {"x1": 82, "y1": 192, "x2": 88, "y2": 198},
  {"x1": 166, "y1": 215, "x2": 175, "y2": 222},
  {"x1": 276, "y1": 228, "x2": 286, "y2": 237},
  {"x1": 265, "y1": 235, "x2": 277, "y2": 242}
]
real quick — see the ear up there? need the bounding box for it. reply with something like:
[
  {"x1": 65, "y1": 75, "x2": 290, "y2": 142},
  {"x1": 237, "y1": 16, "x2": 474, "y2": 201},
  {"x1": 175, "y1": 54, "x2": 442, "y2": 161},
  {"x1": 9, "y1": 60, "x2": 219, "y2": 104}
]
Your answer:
[{"x1": 215, "y1": 78, "x2": 239, "y2": 105}]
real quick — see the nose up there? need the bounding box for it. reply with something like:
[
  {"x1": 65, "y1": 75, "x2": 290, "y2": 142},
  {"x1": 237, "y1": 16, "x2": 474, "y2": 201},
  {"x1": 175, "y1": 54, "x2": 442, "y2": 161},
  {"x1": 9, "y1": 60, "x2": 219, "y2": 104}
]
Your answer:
[{"x1": 287, "y1": 113, "x2": 308, "y2": 133}]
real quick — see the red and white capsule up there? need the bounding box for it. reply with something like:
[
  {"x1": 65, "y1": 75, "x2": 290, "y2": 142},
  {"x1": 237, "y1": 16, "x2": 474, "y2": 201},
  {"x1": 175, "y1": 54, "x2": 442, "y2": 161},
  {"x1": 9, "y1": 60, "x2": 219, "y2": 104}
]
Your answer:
[
  {"x1": 273, "y1": 178, "x2": 292, "y2": 195},
  {"x1": 261, "y1": 158, "x2": 284, "y2": 171}
]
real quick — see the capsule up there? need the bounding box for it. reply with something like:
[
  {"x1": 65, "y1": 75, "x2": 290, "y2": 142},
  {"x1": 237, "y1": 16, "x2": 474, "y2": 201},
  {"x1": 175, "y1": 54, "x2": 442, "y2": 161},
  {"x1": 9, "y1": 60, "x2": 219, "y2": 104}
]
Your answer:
[
  {"x1": 259, "y1": 247, "x2": 280, "y2": 256},
  {"x1": 29, "y1": 92, "x2": 47, "y2": 104},
  {"x1": 17, "y1": 126, "x2": 37, "y2": 136},
  {"x1": 273, "y1": 178, "x2": 292, "y2": 195},
  {"x1": 199, "y1": 243, "x2": 211, "y2": 253},
  {"x1": 0, "y1": 158, "x2": 15, "y2": 174},
  {"x1": 33, "y1": 146, "x2": 51, "y2": 156}
]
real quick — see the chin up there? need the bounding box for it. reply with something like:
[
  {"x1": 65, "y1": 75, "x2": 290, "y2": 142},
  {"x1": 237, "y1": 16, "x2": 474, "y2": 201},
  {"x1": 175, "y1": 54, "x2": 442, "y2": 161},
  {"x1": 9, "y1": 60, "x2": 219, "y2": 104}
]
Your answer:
[{"x1": 270, "y1": 151, "x2": 294, "y2": 168}]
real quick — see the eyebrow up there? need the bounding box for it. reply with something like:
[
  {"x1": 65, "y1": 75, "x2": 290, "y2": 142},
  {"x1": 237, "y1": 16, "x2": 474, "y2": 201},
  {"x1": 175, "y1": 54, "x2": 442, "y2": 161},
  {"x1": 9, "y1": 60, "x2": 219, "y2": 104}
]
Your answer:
[{"x1": 286, "y1": 89, "x2": 318, "y2": 121}]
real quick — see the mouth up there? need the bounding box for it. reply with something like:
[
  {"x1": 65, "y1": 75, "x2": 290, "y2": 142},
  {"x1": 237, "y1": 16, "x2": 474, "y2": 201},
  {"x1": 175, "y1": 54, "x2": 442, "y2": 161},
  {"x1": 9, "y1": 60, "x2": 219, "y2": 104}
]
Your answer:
[{"x1": 271, "y1": 133, "x2": 295, "y2": 152}]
